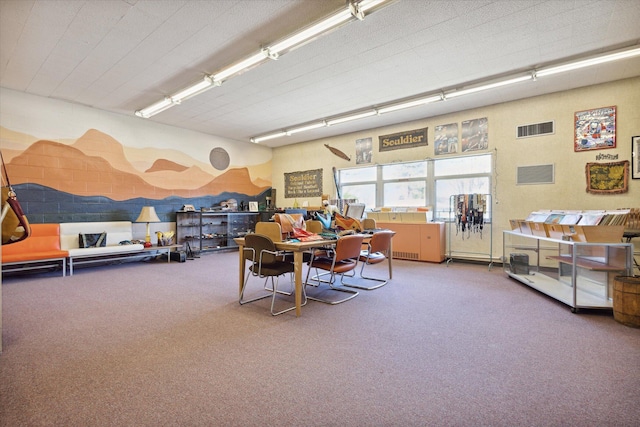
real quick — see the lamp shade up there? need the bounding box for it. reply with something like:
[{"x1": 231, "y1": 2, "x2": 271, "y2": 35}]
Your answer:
[{"x1": 136, "y1": 206, "x2": 161, "y2": 223}]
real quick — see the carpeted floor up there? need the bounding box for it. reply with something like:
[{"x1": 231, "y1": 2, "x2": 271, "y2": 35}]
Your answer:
[{"x1": 1, "y1": 251, "x2": 639, "y2": 427}]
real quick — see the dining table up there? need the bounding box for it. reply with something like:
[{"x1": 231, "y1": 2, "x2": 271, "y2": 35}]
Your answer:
[{"x1": 233, "y1": 236, "x2": 337, "y2": 316}]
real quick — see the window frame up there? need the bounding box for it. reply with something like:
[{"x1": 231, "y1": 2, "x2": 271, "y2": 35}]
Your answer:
[{"x1": 338, "y1": 153, "x2": 493, "y2": 222}]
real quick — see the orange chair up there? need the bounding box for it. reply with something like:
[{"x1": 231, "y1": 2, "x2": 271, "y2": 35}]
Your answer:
[
  {"x1": 344, "y1": 230, "x2": 395, "y2": 290},
  {"x1": 304, "y1": 234, "x2": 364, "y2": 304}
]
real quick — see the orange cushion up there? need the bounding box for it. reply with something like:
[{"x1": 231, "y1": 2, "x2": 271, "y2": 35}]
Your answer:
[{"x1": 2, "y1": 224, "x2": 68, "y2": 263}]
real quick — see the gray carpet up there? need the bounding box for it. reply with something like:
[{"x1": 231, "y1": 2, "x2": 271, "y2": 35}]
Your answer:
[{"x1": 1, "y1": 252, "x2": 639, "y2": 427}]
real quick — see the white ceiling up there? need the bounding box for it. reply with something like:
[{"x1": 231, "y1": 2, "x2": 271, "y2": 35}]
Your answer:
[{"x1": 1, "y1": 0, "x2": 639, "y2": 148}]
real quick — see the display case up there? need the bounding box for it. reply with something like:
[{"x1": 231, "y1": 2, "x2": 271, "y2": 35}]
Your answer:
[
  {"x1": 176, "y1": 211, "x2": 258, "y2": 253},
  {"x1": 503, "y1": 230, "x2": 633, "y2": 312}
]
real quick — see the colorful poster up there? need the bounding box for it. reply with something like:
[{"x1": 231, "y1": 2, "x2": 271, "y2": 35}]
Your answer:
[{"x1": 574, "y1": 106, "x2": 616, "y2": 151}]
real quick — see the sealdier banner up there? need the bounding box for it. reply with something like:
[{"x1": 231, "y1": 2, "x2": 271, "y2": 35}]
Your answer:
[
  {"x1": 379, "y1": 127, "x2": 428, "y2": 152},
  {"x1": 284, "y1": 169, "x2": 323, "y2": 198}
]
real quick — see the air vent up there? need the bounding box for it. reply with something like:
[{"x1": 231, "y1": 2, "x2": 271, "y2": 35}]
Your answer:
[
  {"x1": 393, "y1": 251, "x2": 419, "y2": 260},
  {"x1": 517, "y1": 164, "x2": 554, "y2": 185},
  {"x1": 516, "y1": 121, "x2": 554, "y2": 138}
]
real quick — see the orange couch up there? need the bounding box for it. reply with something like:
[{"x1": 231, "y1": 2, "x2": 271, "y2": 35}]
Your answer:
[{"x1": 2, "y1": 223, "x2": 68, "y2": 276}]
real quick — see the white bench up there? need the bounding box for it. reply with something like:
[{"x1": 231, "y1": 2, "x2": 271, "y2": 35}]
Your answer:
[{"x1": 59, "y1": 221, "x2": 145, "y2": 275}]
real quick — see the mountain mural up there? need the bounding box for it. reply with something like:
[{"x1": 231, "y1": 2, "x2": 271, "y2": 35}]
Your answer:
[
  {"x1": 145, "y1": 159, "x2": 188, "y2": 173},
  {"x1": 6, "y1": 139, "x2": 269, "y2": 201}
]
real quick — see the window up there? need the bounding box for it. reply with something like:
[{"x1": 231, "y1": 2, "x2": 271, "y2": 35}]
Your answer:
[
  {"x1": 338, "y1": 153, "x2": 492, "y2": 221},
  {"x1": 434, "y1": 154, "x2": 492, "y2": 220}
]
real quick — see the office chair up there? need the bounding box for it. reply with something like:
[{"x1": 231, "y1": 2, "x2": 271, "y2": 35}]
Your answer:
[
  {"x1": 240, "y1": 233, "x2": 303, "y2": 315},
  {"x1": 304, "y1": 234, "x2": 364, "y2": 304},
  {"x1": 344, "y1": 230, "x2": 395, "y2": 290}
]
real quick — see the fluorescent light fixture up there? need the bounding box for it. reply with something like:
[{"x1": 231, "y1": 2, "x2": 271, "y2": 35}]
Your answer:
[
  {"x1": 327, "y1": 110, "x2": 377, "y2": 126},
  {"x1": 269, "y1": 9, "x2": 353, "y2": 54},
  {"x1": 377, "y1": 94, "x2": 442, "y2": 114},
  {"x1": 358, "y1": 0, "x2": 393, "y2": 13},
  {"x1": 286, "y1": 121, "x2": 327, "y2": 135},
  {"x1": 213, "y1": 50, "x2": 271, "y2": 83},
  {"x1": 535, "y1": 46, "x2": 640, "y2": 77},
  {"x1": 445, "y1": 75, "x2": 532, "y2": 99},
  {"x1": 251, "y1": 131, "x2": 288, "y2": 143},
  {"x1": 135, "y1": 0, "x2": 394, "y2": 119},
  {"x1": 134, "y1": 97, "x2": 173, "y2": 118},
  {"x1": 171, "y1": 75, "x2": 214, "y2": 102}
]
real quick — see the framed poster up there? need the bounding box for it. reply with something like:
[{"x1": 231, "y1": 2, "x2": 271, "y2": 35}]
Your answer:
[
  {"x1": 632, "y1": 135, "x2": 640, "y2": 179},
  {"x1": 249, "y1": 201, "x2": 259, "y2": 212},
  {"x1": 585, "y1": 160, "x2": 629, "y2": 194},
  {"x1": 356, "y1": 137, "x2": 373, "y2": 164},
  {"x1": 461, "y1": 118, "x2": 487, "y2": 152},
  {"x1": 574, "y1": 106, "x2": 616, "y2": 151},
  {"x1": 284, "y1": 169, "x2": 323, "y2": 198},
  {"x1": 434, "y1": 123, "x2": 458, "y2": 155}
]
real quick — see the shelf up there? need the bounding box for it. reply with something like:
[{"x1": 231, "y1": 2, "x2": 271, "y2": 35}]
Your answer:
[
  {"x1": 506, "y1": 271, "x2": 613, "y2": 309},
  {"x1": 176, "y1": 211, "x2": 258, "y2": 254},
  {"x1": 503, "y1": 230, "x2": 633, "y2": 312},
  {"x1": 547, "y1": 255, "x2": 627, "y2": 271}
]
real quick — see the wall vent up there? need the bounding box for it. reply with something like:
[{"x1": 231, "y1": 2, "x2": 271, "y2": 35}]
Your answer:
[
  {"x1": 516, "y1": 121, "x2": 554, "y2": 138},
  {"x1": 517, "y1": 164, "x2": 554, "y2": 185},
  {"x1": 393, "y1": 251, "x2": 419, "y2": 260}
]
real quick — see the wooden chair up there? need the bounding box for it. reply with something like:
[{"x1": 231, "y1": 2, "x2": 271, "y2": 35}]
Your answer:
[
  {"x1": 255, "y1": 221, "x2": 283, "y2": 242},
  {"x1": 304, "y1": 234, "x2": 364, "y2": 304},
  {"x1": 305, "y1": 220, "x2": 323, "y2": 234},
  {"x1": 362, "y1": 218, "x2": 377, "y2": 230}
]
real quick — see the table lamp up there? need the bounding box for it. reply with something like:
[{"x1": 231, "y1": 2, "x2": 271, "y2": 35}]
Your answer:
[{"x1": 136, "y1": 206, "x2": 161, "y2": 247}]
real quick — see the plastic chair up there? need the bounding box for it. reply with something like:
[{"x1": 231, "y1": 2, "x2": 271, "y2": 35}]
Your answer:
[
  {"x1": 304, "y1": 234, "x2": 364, "y2": 304},
  {"x1": 240, "y1": 234, "x2": 303, "y2": 315},
  {"x1": 344, "y1": 230, "x2": 395, "y2": 290}
]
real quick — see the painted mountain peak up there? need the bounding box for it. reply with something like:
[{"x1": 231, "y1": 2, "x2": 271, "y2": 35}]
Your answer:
[
  {"x1": 145, "y1": 159, "x2": 188, "y2": 173},
  {"x1": 7, "y1": 139, "x2": 269, "y2": 201}
]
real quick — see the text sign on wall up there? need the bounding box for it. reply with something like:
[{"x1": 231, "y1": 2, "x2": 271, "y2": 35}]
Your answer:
[
  {"x1": 379, "y1": 127, "x2": 428, "y2": 152},
  {"x1": 284, "y1": 169, "x2": 323, "y2": 198}
]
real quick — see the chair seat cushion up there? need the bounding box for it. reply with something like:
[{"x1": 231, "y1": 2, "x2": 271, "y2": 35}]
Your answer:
[
  {"x1": 310, "y1": 257, "x2": 356, "y2": 273},
  {"x1": 250, "y1": 262, "x2": 294, "y2": 276}
]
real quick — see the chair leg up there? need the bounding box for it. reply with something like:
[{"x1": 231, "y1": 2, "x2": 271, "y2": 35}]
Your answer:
[
  {"x1": 304, "y1": 266, "x2": 359, "y2": 305},
  {"x1": 270, "y1": 275, "x2": 307, "y2": 316},
  {"x1": 342, "y1": 258, "x2": 390, "y2": 290},
  {"x1": 239, "y1": 272, "x2": 272, "y2": 305}
]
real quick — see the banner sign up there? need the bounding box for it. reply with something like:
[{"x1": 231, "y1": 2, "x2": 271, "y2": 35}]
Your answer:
[
  {"x1": 379, "y1": 127, "x2": 428, "y2": 152},
  {"x1": 284, "y1": 169, "x2": 323, "y2": 198}
]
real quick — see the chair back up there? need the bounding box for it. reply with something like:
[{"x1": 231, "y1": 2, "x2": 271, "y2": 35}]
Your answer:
[
  {"x1": 306, "y1": 220, "x2": 323, "y2": 234},
  {"x1": 255, "y1": 221, "x2": 283, "y2": 242},
  {"x1": 334, "y1": 234, "x2": 365, "y2": 263},
  {"x1": 244, "y1": 233, "x2": 279, "y2": 265},
  {"x1": 369, "y1": 230, "x2": 394, "y2": 255}
]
